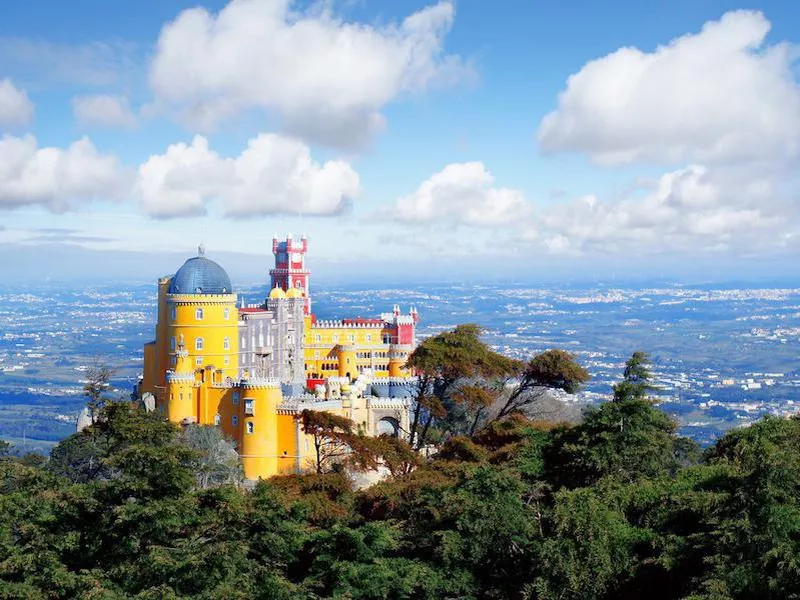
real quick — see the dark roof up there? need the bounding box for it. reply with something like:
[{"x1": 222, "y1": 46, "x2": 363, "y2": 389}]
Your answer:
[{"x1": 168, "y1": 256, "x2": 233, "y2": 294}]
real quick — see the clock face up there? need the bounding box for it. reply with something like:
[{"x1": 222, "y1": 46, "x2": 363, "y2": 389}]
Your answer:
[{"x1": 292, "y1": 252, "x2": 302, "y2": 262}]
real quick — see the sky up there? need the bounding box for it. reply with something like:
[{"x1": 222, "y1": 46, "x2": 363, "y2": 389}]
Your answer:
[{"x1": 1, "y1": 0, "x2": 799, "y2": 284}]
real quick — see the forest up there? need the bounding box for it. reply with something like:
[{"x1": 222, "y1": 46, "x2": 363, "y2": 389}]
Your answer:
[{"x1": 1, "y1": 324, "x2": 799, "y2": 599}]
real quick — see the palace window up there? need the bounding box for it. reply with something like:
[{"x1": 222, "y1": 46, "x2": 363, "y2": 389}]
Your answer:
[
  {"x1": 349, "y1": 334, "x2": 355, "y2": 343},
  {"x1": 195, "y1": 307, "x2": 204, "y2": 320},
  {"x1": 214, "y1": 414, "x2": 221, "y2": 426},
  {"x1": 232, "y1": 415, "x2": 239, "y2": 426},
  {"x1": 171, "y1": 356, "x2": 177, "y2": 366},
  {"x1": 232, "y1": 392, "x2": 240, "y2": 405},
  {"x1": 315, "y1": 334, "x2": 321, "y2": 343},
  {"x1": 195, "y1": 337, "x2": 204, "y2": 351},
  {"x1": 244, "y1": 399, "x2": 254, "y2": 415},
  {"x1": 366, "y1": 334, "x2": 372, "y2": 343},
  {"x1": 196, "y1": 357, "x2": 203, "y2": 365},
  {"x1": 246, "y1": 422, "x2": 254, "y2": 434},
  {"x1": 223, "y1": 337, "x2": 230, "y2": 350},
  {"x1": 223, "y1": 307, "x2": 230, "y2": 320},
  {"x1": 170, "y1": 306, "x2": 177, "y2": 321},
  {"x1": 170, "y1": 337, "x2": 176, "y2": 351},
  {"x1": 332, "y1": 334, "x2": 339, "y2": 343},
  {"x1": 224, "y1": 356, "x2": 230, "y2": 366}
]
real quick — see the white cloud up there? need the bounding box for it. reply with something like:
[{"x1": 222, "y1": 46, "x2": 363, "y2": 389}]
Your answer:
[
  {"x1": 524, "y1": 164, "x2": 794, "y2": 255},
  {"x1": 0, "y1": 79, "x2": 34, "y2": 126},
  {"x1": 393, "y1": 162, "x2": 530, "y2": 226},
  {"x1": 149, "y1": 0, "x2": 471, "y2": 147},
  {"x1": 0, "y1": 38, "x2": 139, "y2": 86},
  {"x1": 72, "y1": 94, "x2": 137, "y2": 129},
  {"x1": 136, "y1": 133, "x2": 361, "y2": 218},
  {"x1": 538, "y1": 10, "x2": 800, "y2": 166},
  {"x1": 0, "y1": 135, "x2": 129, "y2": 211}
]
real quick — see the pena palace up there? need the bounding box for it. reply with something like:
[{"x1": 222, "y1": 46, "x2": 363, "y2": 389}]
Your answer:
[{"x1": 136, "y1": 235, "x2": 418, "y2": 480}]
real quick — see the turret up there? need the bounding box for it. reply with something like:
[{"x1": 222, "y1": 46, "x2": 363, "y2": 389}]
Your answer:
[
  {"x1": 166, "y1": 334, "x2": 196, "y2": 423},
  {"x1": 270, "y1": 234, "x2": 311, "y2": 314},
  {"x1": 388, "y1": 345, "x2": 409, "y2": 378},
  {"x1": 338, "y1": 345, "x2": 357, "y2": 380},
  {"x1": 238, "y1": 378, "x2": 282, "y2": 480}
]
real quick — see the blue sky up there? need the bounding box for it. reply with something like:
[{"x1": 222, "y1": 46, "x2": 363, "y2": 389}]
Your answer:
[{"x1": 1, "y1": 0, "x2": 799, "y2": 283}]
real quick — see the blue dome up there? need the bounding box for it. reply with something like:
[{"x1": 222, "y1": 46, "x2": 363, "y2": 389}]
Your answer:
[{"x1": 168, "y1": 255, "x2": 233, "y2": 295}]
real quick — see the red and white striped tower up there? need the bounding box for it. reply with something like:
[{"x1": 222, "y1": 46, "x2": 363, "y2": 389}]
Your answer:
[{"x1": 270, "y1": 233, "x2": 311, "y2": 314}]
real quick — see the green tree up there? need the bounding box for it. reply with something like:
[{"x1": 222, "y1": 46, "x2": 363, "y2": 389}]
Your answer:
[
  {"x1": 546, "y1": 352, "x2": 690, "y2": 486},
  {"x1": 494, "y1": 348, "x2": 590, "y2": 421},
  {"x1": 535, "y1": 484, "x2": 653, "y2": 600},
  {"x1": 49, "y1": 400, "x2": 179, "y2": 483},
  {"x1": 406, "y1": 324, "x2": 520, "y2": 449}
]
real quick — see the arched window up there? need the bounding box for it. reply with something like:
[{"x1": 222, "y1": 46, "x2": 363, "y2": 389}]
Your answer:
[
  {"x1": 246, "y1": 422, "x2": 254, "y2": 434},
  {"x1": 223, "y1": 307, "x2": 230, "y2": 320},
  {"x1": 214, "y1": 414, "x2": 221, "y2": 426},
  {"x1": 195, "y1": 337, "x2": 204, "y2": 351},
  {"x1": 195, "y1": 307, "x2": 204, "y2": 320},
  {"x1": 223, "y1": 337, "x2": 230, "y2": 350}
]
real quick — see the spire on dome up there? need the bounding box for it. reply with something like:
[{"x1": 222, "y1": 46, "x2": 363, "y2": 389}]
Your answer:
[{"x1": 198, "y1": 242, "x2": 205, "y2": 257}]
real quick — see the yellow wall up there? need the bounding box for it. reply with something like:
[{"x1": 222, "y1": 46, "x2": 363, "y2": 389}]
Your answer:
[
  {"x1": 145, "y1": 278, "x2": 172, "y2": 410},
  {"x1": 276, "y1": 413, "x2": 300, "y2": 475},
  {"x1": 167, "y1": 294, "x2": 239, "y2": 382},
  {"x1": 303, "y1": 325, "x2": 412, "y2": 380},
  {"x1": 141, "y1": 342, "x2": 156, "y2": 397},
  {"x1": 239, "y1": 382, "x2": 281, "y2": 480}
]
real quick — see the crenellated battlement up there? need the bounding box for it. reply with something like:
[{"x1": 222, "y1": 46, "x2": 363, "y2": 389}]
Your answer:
[{"x1": 241, "y1": 377, "x2": 281, "y2": 389}]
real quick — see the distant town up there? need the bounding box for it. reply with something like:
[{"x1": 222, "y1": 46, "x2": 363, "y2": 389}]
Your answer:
[{"x1": 1, "y1": 282, "x2": 799, "y2": 450}]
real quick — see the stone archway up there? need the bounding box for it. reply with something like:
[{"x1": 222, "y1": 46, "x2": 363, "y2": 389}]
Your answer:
[{"x1": 376, "y1": 416, "x2": 400, "y2": 437}]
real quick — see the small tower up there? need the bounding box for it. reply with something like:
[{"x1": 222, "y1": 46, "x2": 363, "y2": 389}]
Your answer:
[
  {"x1": 270, "y1": 233, "x2": 311, "y2": 314},
  {"x1": 166, "y1": 334, "x2": 196, "y2": 423},
  {"x1": 238, "y1": 378, "x2": 282, "y2": 480},
  {"x1": 338, "y1": 345, "x2": 358, "y2": 380}
]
